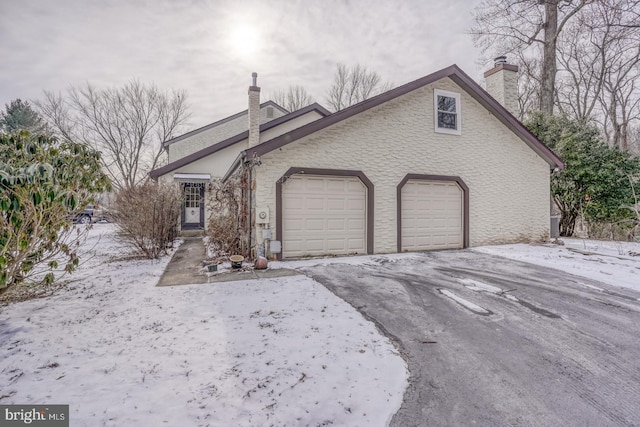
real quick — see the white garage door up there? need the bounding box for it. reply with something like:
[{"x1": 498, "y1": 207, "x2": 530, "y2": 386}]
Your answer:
[
  {"x1": 401, "y1": 180, "x2": 463, "y2": 251},
  {"x1": 282, "y1": 175, "x2": 366, "y2": 258}
]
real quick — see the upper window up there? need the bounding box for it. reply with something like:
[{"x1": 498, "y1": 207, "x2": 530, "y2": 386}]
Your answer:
[{"x1": 434, "y1": 89, "x2": 461, "y2": 135}]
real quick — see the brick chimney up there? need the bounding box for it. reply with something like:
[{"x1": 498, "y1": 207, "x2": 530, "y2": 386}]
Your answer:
[
  {"x1": 484, "y1": 56, "x2": 519, "y2": 116},
  {"x1": 248, "y1": 72, "x2": 260, "y2": 148}
]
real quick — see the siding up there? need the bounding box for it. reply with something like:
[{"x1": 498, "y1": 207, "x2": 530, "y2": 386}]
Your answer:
[
  {"x1": 254, "y1": 77, "x2": 550, "y2": 253},
  {"x1": 168, "y1": 106, "x2": 286, "y2": 162}
]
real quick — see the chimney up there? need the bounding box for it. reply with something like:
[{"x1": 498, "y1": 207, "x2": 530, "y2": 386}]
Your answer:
[
  {"x1": 248, "y1": 72, "x2": 260, "y2": 148},
  {"x1": 484, "y1": 56, "x2": 519, "y2": 116}
]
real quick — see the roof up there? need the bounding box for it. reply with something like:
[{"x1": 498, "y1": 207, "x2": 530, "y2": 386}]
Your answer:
[
  {"x1": 225, "y1": 64, "x2": 564, "y2": 179},
  {"x1": 163, "y1": 100, "x2": 289, "y2": 147},
  {"x1": 149, "y1": 103, "x2": 331, "y2": 179}
]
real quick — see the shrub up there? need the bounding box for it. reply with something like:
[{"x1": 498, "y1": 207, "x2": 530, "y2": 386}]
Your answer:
[
  {"x1": 526, "y1": 112, "x2": 640, "y2": 236},
  {"x1": 206, "y1": 177, "x2": 245, "y2": 258},
  {"x1": 114, "y1": 182, "x2": 182, "y2": 258},
  {"x1": 0, "y1": 131, "x2": 110, "y2": 293}
]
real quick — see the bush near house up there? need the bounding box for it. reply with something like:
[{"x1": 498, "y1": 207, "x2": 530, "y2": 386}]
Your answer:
[
  {"x1": 526, "y1": 112, "x2": 640, "y2": 238},
  {"x1": 0, "y1": 131, "x2": 110, "y2": 294},
  {"x1": 206, "y1": 177, "x2": 246, "y2": 258},
  {"x1": 114, "y1": 182, "x2": 182, "y2": 259}
]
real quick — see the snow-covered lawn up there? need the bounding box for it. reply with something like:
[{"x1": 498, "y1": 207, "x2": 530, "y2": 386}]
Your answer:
[
  {"x1": 0, "y1": 224, "x2": 407, "y2": 426},
  {"x1": 474, "y1": 238, "x2": 640, "y2": 292}
]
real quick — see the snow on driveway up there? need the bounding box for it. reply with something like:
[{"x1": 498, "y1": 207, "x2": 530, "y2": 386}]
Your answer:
[
  {"x1": 0, "y1": 225, "x2": 407, "y2": 426},
  {"x1": 474, "y1": 238, "x2": 640, "y2": 292}
]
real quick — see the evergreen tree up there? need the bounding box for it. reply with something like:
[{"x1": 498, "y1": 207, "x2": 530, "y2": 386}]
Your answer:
[
  {"x1": 0, "y1": 99, "x2": 49, "y2": 135},
  {"x1": 526, "y1": 112, "x2": 640, "y2": 236}
]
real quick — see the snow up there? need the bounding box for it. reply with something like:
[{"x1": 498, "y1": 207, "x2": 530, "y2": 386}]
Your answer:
[
  {"x1": 269, "y1": 252, "x2": 423, "y2": 270},
  {"x1": 438, "y1": 289, "x2": 491, "y2": 315},
  {"x1": 459, "y1": 278, "x2": 503, "y2": 294},
  {"x1": 473, "y1": 238, "x2": 640, "y2": 292},
  {"x1": 0, "y1": 224, "x2": 407, "y2": 426}
]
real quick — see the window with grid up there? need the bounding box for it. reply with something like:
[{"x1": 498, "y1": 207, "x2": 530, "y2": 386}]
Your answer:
[
  {"x1": 434, "y1": 89, "x2": 461, "y2": 135},
  {"x1": 184, "y1": 186, "x2": 200, "y2": 208}
]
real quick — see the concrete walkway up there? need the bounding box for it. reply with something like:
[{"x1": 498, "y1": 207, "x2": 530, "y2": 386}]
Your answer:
[{"x1": 156, "y1": 237, "x2": 298, "y2": 287}]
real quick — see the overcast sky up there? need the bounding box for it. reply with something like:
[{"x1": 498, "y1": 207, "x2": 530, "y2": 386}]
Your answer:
[{"x1": 1, "y1": 0, "x2": 486, "y2": 130}]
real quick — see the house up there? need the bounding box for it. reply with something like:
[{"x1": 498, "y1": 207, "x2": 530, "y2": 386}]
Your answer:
[
  {"x1": 149, "y1": 73, "x2": 330, "y2": 230},
  {"x1": 151, "y1": 60, "x2": 564, "y2": 259}
]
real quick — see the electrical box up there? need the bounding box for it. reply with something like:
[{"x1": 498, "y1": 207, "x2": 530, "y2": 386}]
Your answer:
[
  {"x1": 270, "y1": 240, "x2": 282, "y2": 254},
  {"x1": 256, "y1": 208, "x2": 269, "y2": 224},
  {"x1": 262, "y1": 229, "x2": 272, "y2": 239}
]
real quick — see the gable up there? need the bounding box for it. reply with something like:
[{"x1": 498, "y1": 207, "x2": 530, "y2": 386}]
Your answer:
[
  {"x1": 167, "y1": 101, "x2": 288, "y2": 162},
  {"x1": 236, "y1": 65, "x2": 563, "y2": 173},
  {"x1": 256, "y1": 78, "x2": 550, "y2": 177}
]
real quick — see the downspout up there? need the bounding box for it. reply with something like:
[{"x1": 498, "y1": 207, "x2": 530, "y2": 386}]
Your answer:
[{"x1": 247, "y1": 164, "x2": 252, "y2": 259}]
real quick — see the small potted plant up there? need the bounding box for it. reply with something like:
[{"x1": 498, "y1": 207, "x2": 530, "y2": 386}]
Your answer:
[{"x1": 229, "y1": 255, "x2": 244, "y2": 269}]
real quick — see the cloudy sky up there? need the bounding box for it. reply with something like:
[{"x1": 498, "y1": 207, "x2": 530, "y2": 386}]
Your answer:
[{"x1": 1, "y1": 0, "x2": 486, "y2": 130}]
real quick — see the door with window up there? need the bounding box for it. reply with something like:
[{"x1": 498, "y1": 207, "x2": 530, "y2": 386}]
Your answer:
[{"x1": 182, "y1": 183, "x2": 204, "y2": 229}]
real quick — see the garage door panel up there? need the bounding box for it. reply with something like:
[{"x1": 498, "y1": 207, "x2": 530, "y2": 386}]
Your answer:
[
  {"x1": 326, "y1": 239, "x2": 347, "y2": 251},
  {"x1": 305, "y1": 239, "x2": 327, "y2": 251},
  {"x1": 401, "y1": 180, "x2": 463, "y2": 251},
  {"x1": 325, "y1": 179, "x2": 346, "y2": 192},
  {"x1": 325, "y1": 219, "x2": 345, "y2": 231},
  {"x1": 347, "y1": 218, "x2": 365, "y2": 228},
  {"x1": 327, "y1": 198, "x2": 345, "y2": 210},
  {"x1": 285, "y1": 218, "x2": 304, "y2": 232},
  {"x1": 304, "y1": 198, "x2": 324, "y2": 210},
  {"x1": 305, "y1": 178, "x2": 326, "y2": 191},
  {"x1": 347, "y1": 239, "x2": 364, "y2": 252},
  {"x1": 283, "y1": 175, "x2": 366, "y2": 258},
  {"x1": 305, "y1": 219, "x2": 325, "y2": 231}
]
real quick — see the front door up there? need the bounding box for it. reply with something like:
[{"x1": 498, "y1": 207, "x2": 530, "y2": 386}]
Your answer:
[{"x1": 182, "y1": 183, "x2": 204, "y2": 229}]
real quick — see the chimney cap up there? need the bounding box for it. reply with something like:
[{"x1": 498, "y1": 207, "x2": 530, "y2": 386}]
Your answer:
[
  {"x1": 252, "y1": 72, "x2": 258, "y2": 87},
  {"x1": 494, "y1": 56, "x2": 507, "y2": 66}
]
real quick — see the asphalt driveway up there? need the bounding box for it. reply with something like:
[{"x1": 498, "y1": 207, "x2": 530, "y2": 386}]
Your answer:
[{"x1": 300, "y1": 250, "x2": 640, "y2": 427}]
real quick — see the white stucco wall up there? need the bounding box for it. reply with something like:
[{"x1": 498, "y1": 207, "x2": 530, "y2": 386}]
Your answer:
[
  {"x1": 254, "y1": 77, "x2": 551, "y2": 254},
  {"x1": 168, "y1": 105, "x2": 286, "y2": 162}
]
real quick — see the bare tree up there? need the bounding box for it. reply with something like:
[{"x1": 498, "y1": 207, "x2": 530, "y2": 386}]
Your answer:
[
  {"x1": 554, "y1": 0, "x2": 640, "y2": 149},
  {"x1": 270, "y1": 85, "x2": 314, "y2": 112},
  {"x1": 37, "y1": 80, "x2": 190, "y2": 190},
  {"x1": 555, "y1": 18, "x2": 607, "y2": 121},
  {"x1": 326, "y1": 63, "x2": 393, "y2": 111},
  {"x1": 471, "y1": 0, "x2": 590, "y2": 114},
  {"x1": 514, "y1": 51, "x2": 542, "y2": 118}
]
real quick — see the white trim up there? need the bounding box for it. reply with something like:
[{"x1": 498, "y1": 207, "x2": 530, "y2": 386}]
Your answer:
[
  {"x1": 173, "y1": 173, "x2": 211, "y2": 182},
  {"x1": 434, "y1": 89, "x2": 462, "y2": 135}
]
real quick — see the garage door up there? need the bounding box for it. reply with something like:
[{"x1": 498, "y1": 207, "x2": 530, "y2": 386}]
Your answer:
[
  {"x1": 401, "y1": 180, "x2": 463, "y2": 251},
  {"x1": 282, "y1": 175, "x2": 366, "y2": 258}
]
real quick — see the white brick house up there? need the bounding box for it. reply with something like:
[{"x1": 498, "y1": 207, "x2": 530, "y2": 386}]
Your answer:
[{"x1": 220, "y1": 62, "x2": 564, "y2": 259}]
